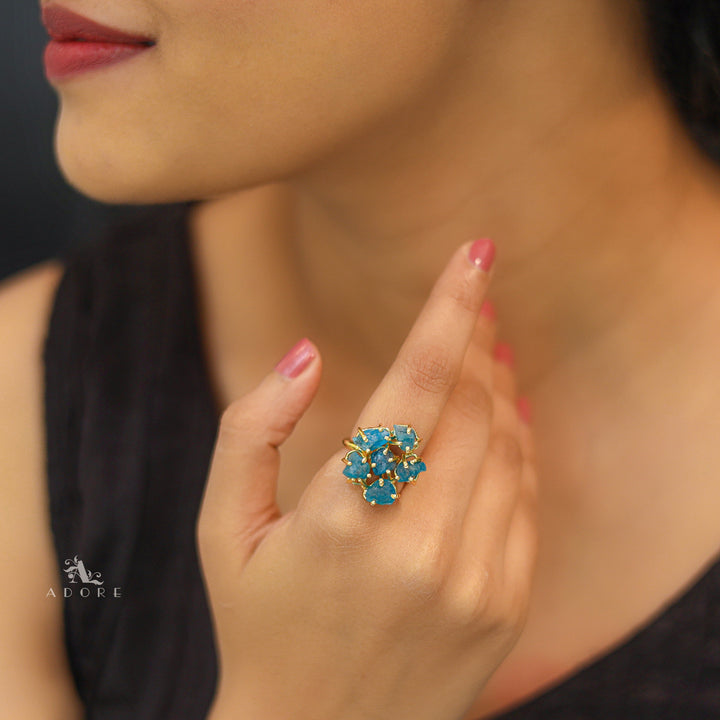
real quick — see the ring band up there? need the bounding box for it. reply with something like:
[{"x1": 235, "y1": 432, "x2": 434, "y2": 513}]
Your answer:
[{"x1": 342, "y1": 424, "x2": 427, "y2": 506}]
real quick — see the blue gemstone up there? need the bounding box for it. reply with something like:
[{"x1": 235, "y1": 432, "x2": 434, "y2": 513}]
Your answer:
[
  {"x1": 343, "y1": 450, "x2": 370, "y2": 480},
  {"x1": 393, "y1": 424, "x2": 418, "y2": 452},
  {"x1": 369, "y1": 447, "x2": 397, "y2": 476},
  {"x1": 363, "y1": 478, "x2": 398, "y2": 505},
  {"x1": 395, "y1": 457, "x2": 427, "y2": 483},
  {"x1": 351, "y1": 426, "x2": 391, "y2": 452}
]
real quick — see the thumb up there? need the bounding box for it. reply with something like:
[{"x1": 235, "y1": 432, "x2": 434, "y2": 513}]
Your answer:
[{"x1": 197, "y1": 337, "x2": 321, "y2": 571}]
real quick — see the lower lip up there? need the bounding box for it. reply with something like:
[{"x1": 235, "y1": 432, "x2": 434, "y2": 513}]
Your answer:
[{"x1": 43, "y1": 40, "x2": 153, "y2": 82}]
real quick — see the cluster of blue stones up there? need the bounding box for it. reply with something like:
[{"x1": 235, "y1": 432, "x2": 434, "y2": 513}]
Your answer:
[{"x1": 342, "y1": 424, "x2": 427, "y2": 506}]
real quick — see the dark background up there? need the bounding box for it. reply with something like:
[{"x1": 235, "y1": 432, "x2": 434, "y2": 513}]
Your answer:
[{"x1": 1, "y1": 2, "x2": 149, "y2": 281}]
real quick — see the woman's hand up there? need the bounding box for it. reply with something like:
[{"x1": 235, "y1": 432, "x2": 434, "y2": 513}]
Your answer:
[{"x1": 197, "y1": 238, "x2": 539, "y2": 720}]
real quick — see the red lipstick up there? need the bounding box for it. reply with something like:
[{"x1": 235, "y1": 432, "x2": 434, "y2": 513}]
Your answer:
[{"x1": 41, "y1": 4, "x2": 156, "y2": 81}]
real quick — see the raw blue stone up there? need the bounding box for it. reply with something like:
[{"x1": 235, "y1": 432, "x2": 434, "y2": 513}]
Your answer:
[
  {"x1": 363, "y1": 478, "x2": 398, "y2": 505},
  {"x1": 369, "y1": 447, "x2": 397, "y2": 476},
  {"x1": 395, "y1": 458, "x2": 427, "y2": 483},
  {"x1": 393, "y1": 424, "x2": 419, "y2": 452},
  {"x1": 351, "y1": 426, "x2": 391, "y2": 452},
  {"x1": 343, "y1": 451, "x2": 370, "y2": 480}
]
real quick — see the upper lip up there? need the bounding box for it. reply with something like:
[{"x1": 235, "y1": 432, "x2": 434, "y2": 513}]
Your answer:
[{"x1": 41, "y1": 3, "x2": 155, "y2": 44}]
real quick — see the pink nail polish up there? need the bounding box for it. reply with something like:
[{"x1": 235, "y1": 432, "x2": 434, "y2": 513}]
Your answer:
[
  {"x1": 493, "y1": 341, "x2": 514, "y2": 366},
  {"x1": 479, "y1": 299, "x2": 496, "y2": 320},
  {"x1": 468, "y1": 237, "x2": 496, "y2": 272},
  {"x1": 275, "y1": 338, "x2": 316, "y2": 378},
  {"x1": 517, "y1": 396, "x2": 532, "y2": 424}
]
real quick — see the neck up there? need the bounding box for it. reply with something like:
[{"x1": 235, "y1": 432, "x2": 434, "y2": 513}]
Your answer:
[{"x1": 279, "y1": 0, "x2": 720, "y2": 395}]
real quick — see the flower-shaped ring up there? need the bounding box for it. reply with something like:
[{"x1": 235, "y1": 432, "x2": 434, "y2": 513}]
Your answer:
[{"x1": 341, "y1": 424, "x2": 427, "y2": 506}]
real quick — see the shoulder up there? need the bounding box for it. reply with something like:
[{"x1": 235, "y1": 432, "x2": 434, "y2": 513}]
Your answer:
[
  {"x1": 0, "y1": 260, "x2": 66, "y2": 425},
  {"x1": 0, "y1": 260, "x2": 66, "y2": 429},
  {"x1": 0, "y1": 258, "x2": 65, "y2": 368},
  {"x1": 0, "y1": 259, "x2": 84, "y2": 716},
  {"x1": 0, "y1": 259, "x2": 65, "y2": 566}
]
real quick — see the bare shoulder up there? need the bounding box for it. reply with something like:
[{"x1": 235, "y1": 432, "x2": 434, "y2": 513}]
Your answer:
[
  {"x1": 0, "y1": 260, "x2": 84, "y2": 717},
  {"x1": 0, "y1": 258, "x2": 65, "y2": 365}
]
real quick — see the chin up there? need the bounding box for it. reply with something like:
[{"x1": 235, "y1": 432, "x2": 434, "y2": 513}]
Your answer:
[
  {"x1": 53, "y1": 123, "x2": 314, "y2": 207},
  {"x1": 57, "y1": 159, "x2": 218, "y2": 206},
  {"x1": 55, "y1": 137, "x2": 207, "y2": 206},
  {"x1": 54, "y1": 126, "x2": 173, "y2": 205}
]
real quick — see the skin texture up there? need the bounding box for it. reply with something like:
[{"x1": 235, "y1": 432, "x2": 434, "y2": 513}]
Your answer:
[
  {"x1": 50, "y1": 0, "x2": 472, "y2": 202},
  {"x1": 198, "y1": 245, "x2": 539, "y2": 720},
  {"x1": 40, "y1": 0, "x2": 720, "y2": 717}
]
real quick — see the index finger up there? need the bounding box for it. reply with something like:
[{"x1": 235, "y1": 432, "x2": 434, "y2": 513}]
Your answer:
[{"x1": 353, "y1": 236, "x2": 495, "y2": 443}]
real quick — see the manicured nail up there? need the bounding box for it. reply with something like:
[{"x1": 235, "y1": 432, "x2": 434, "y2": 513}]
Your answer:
[
  {"x1": 493, "y1": 341, "x2": 514, "y2": 366},
  {"x1": 479, "y1": 299, "x2": 496, "y2": 320},
  {"x1": 517, "y1": 396, "x2": 532, "y2": 424},
  {"x1": 275, "y1": 337, "x2": 316, "y2": 378},
  {"x1": 468, "y1": 237, "x2": 496, "y2": 272}
]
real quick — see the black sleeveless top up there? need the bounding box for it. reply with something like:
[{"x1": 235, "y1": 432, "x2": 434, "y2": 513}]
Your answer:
[{"x1": 43, "y1": 202, "x2": 720, "y2": 719}]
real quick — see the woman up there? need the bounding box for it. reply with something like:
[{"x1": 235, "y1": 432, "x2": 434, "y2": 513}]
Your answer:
[{"x1": 2, "y1": 0, "x2": 720, "y2": 717}]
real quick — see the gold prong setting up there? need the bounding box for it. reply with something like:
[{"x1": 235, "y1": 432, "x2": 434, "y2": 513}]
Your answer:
[{"x1": 341, "y1": 424, "x2": 427, "y2": 506}]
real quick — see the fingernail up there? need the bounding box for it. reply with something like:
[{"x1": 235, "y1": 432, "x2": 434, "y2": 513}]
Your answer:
[
  {"x1": 275, "y1": 337, "x2": 316, "y2": 378},
  {"x1": 493, "y1": 341, "x2": 514, "y2": 366},
  {"x1": 479, "y1": 299, "x2": 496, "y2": 320},
  {"x1": 468, "y1": 237, "x2": 496, "y2": 272},
  {"x1": 517, "y1": 396, "x2": 532, "y2": 424}
]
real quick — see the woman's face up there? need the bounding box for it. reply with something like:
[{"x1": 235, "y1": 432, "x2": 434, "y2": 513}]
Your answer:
[{"x1": 47, "y1": 0, "x2": 472, "y2": 204}]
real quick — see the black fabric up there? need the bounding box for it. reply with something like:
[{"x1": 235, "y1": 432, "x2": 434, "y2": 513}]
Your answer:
[
  {"x1": 42, "y1": 201, "x2": 720, "y2": 719},
  {"x1": 43, "y1": 202, "x2": 220, "y2": 719}
]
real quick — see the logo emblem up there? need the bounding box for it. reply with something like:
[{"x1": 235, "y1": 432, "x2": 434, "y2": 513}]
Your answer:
[
  {"x1": 64, "y1": 555, "x2": 104, "y2": 585},
  {"x1": 46, "y1": 555, "x2": 121, "y2": 598}
]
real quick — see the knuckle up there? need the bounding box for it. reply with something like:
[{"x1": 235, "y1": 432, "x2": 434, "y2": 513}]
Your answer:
[
  {"x1": 266, "y1": 407, "x2": 301, "y2": 446},
  {"x1": 441, "y1": 561, "x2": 495, "y2": 625},
  {"x1": 482, "y1": 584, "x2": 521, "y2": 636},
  {"x1": 302, "y1": 501, "x2": 375, "y2": 557},
  {"x1": 401, "y1": 345, "x2": 457, "y2": 396},
  {"x1": 394, "y1": 536, "x2": 450, "y2": 604},
  {"x1": 217, "y1": 393, "x2": 292, "y2": 451},
  {"x1": 505, "y1": 574, "x2": 532, "y2": 629},
  {"x1": 451, "y1": 379, "x2": 494, "y2": 424},
  {"x1": 218, "y1": 397, "x2": 257, "y2": 441},
  {"x1": 489, "y1": 430, "x2": 524, "y2": 472}
]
